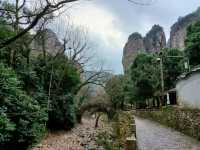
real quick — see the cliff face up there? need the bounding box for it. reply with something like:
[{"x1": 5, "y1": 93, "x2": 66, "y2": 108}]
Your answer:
[
  {"x1": 31, "y1": 29, "x2": 63, "y2": 55},
  {"x1": 169, "y1": 7, "x2": 200, "y2": 50},
  {"x1": 145, "y1": 25, "x2": 166, "y2": 53},
  {"x1": 122, "y1": 33, "x2": 145, "y2": 72},
  {"x1": 123, "y1": 7, "x2": 200, "y2": 73},
  {"x1": 122, "y1": 25, "x2": 166, "y2": 72}
]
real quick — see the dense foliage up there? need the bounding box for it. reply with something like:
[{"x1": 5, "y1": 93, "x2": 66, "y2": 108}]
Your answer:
[
  {"x1": 0, "y1": 3, "x2": 81, "y2": 148},
  {"x1": 185, "y1": 21, "x2": 200, "y2": 66},
  {"x1": 123, "y1": 75, "x2": 135, "y2": 106},
  {"x1": 124, "y1": 22, "x2": 200, "y2": 108},
  {"x1": 1, "y1": 1, "x2": 200, "y2": 149},
  {"x1": 161, "y1": 48, "x2": 185, "y2": 90},
  {"x1": 39, "y1": 55, "x2": 81, "y2": 129},
  {"x1": 0, "y1": 64, "x2": 47, "y2": 150},
  {"x1": 125, "y1": 49, "x2": 186, "y2": 107},
  {"x1": 130, "y1": 53, "x2": 160, "y2": 103},
  {"x1": 105, "y1": 75, "x2": 125, "y2": 109}
]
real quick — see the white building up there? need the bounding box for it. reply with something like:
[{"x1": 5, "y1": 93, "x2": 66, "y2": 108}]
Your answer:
[{"x1": 176, "y1": 67, "x2": 200, "y2": 109}]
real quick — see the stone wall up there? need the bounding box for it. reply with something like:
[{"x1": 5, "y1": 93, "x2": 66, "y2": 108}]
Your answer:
[{"x1": 136, "y1": 107, "x2": 200, "y2": 140}]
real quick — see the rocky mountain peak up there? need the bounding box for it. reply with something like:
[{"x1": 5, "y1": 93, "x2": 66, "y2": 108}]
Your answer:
[
  {"x1": 122, "y1": 24, "x2": 166, "y2": 73},
  {"x1": 31, "y1": 29, "x2": 63, "y2": 55},
  {"x1": 122, "y1": 7, "x2": 200, "y2": 73},
  {"x1": 122, "y1": 32, "x2": 145, "y2": 73},
  {"x1": 169, "y1": 7, "x2": 200, "y2": 49},
  {"x1": 128, "y1": 32, "x2": 143, "y2": 41},
  {"x1": 144, "y1": 24, "x2": 166, "y2": 53}
]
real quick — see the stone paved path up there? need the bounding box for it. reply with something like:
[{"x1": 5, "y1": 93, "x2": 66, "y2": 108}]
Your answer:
[
  {"x1": 135, "y1": 117, "x2": 200, "y2": 150},
  {"x1": 33, "y1": 118, "x2": 106, "y2": 150}
]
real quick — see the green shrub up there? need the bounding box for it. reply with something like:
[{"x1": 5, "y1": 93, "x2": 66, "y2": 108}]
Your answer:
[
  {"x1": 0, "y1": 63, "x2": 47, "y2": 149},
  {"x1": 34, "y1": 55, "x2": 80, "y2": 130},
  {"x1": 48, "y1": 94, "x2": 76, "y2": 130},
  {"x1": 0, "y1": 110, "x2": 15, "y2": 143},
  {"x1": 96, "y1": 131, "x2": 114, "y2": 150},
  {"x1": 96, "y1": 111, "x2": 133, "y2": 150},
  {"x1": 16, "y1": 64, "x2": 48, "y2": 108},
  {"x1": 185, "y1": 21, "x2": 200, "y2": 66}
]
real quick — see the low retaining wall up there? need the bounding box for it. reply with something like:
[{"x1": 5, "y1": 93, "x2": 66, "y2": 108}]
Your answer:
[
  {"x1": 125, "y1": 114, "x2": 137, "y2": 150},
  {"x1": 136, "y1": 107, "x2": 200, "y2": 140},
  {"x1": 96, "y1": 111, "x2": 138, "y2": 150}
]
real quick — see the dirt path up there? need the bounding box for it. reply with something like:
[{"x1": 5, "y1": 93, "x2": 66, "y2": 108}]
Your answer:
[
  {"x1": 33, "y1": 118, "x2": 105, "y2": 150},
  {"x1": 135, "y1": 117, "x2": 200, "y2": 150}
]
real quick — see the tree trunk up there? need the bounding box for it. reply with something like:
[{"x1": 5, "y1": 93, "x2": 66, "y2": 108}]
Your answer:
[
  {"x1": 153, "y1": 98, "x2": 156, "y2": 107},
  {"x1": 76, "y1": 112, "x2": 82, "y2": 124},
  {"x1": 156, "y1": 97, "x2": 160, "y2": 108},
  {"x1": 121, "y1": 101, "x2": 124, "y2": 110},
  {"x1": 95, "y1": 114, "x2": 101, "y2": 128}
]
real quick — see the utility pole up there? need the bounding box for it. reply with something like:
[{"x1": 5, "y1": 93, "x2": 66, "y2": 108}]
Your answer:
[
  {"x1": 160, "y1": 57, "x2": 165, "y2": 106},
  {"x1": 160, "y1": 57, "x2": 164, "y2": 107},
  {"x1": 157, "y1": 57, "x2": 164, "y2": 107},
  {"x1": 157, "y1": 55, "x2": 190, "y2": 107}
]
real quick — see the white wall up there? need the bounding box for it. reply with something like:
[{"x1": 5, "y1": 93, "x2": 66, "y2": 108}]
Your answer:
[{"x1": 176, "y1": 73, "x2": 200, "y2": 108}]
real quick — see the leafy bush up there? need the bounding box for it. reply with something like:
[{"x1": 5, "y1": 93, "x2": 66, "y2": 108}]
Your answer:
[
  {"x1": 34, "y1": 55, "x2": 81, "y2": 130},
  {"x1": 0, "y1": 63, "x2": 47, "y2": 149},
  {"x1": 0, "y1": 23, "x2": 16, "y2": 65},
  {"x1": 161, "y1": 48, "x2": 185, "y2": 90},
  {"x1": 96, "y1": 131, "x2": 114, "y2": 150},
  {"x1": 46, "y1": 59, "x2": 80, "y2": 129},
  {"x1": 96, "y1": 111, "x2": 133, "y2": 150},
  {"x1": 105, "y1": 75, "x2": 125, "y2": 109},
  {"x1": 0, "y1": 110, "x2": 15, "y2": 144},
  {"x1": 16, "y1": 64, "x2": 48, "y2": 109},
  {"x1": 48, "y1": 94, "x2": 76, "y2": 130},
  {"x1": 130, "y1": 53, "x2": 160, "y2": 103},
  {"x1": 185, "y1": 21, "x2": 200, "y2": 66}
]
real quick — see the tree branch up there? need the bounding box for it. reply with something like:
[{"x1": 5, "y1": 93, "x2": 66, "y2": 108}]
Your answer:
[{"x1": 0, "y1": 0, "x2": 79, "y2": 49}]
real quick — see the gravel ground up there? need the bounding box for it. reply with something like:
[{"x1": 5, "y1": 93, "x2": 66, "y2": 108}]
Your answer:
[
  {"x1": 135, "y1": 117, "x2": 200, "y2": 150},
  {"x1": 33, "y1": 118, "x2": 106, "y2": 150}
]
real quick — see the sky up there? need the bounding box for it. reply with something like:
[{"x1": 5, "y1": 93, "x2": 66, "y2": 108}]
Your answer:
[{"x1": 62, "y1": 0, "x2": 200, "y2": 74}]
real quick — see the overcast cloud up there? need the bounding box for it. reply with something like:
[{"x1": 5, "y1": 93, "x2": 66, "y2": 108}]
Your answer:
[{"x1": 62, "y1": 0, "x2": 200, "y2": 74}]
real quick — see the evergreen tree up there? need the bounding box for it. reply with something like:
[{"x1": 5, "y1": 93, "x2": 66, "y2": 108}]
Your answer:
[{"x1": 185, "y1": 21, "x2": 200, "y2": 66}]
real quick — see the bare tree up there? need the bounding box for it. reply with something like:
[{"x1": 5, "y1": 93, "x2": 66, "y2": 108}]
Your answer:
[
  {"x1": 48, "y1": 19, "x2": 110, "y2": 89},
  {"x1": 63, "y1": 28, "x2": 110, "y2": 93},
  {"x1": 76, "y1": 93, "x2": 113, "y2": 123},
  {"x1": 63, "y1": 26, "x2": 92, "y2": 68},
  {"x1": 0, "y1": 0, "x2": 79, "y2": 49},
  {"x1": 49, "y1": 20, "x2": 94, "y2": 68},
  {"x1": 0, "y1": 0, "x2": 156, "y2": 48},
  {"x1": 32, "y1": 18, "x2": 110, "y2": 109}
]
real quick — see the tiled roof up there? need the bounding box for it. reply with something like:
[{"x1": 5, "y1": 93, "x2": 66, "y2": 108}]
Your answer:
[{"x1": 177, "y1": 66, "x2": 200, "y2": 81}]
